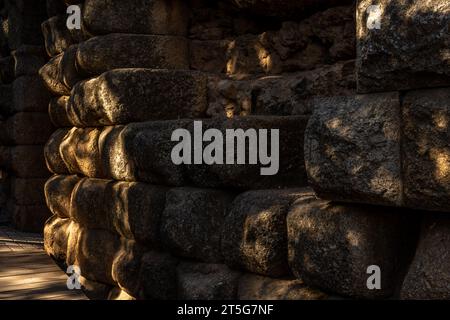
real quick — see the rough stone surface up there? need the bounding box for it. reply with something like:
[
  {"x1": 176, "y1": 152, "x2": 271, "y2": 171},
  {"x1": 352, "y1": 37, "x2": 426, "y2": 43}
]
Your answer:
[
  {"x1": 400, "y1": 215, "x2": 450, "y2": 300},
  {"x1": 403, "y1": 88, "x2": 450, "y2": 212},
  {"x1": 0, "y1": 112, "x2": 53, "y2": 145},
  {"x1": 67, "y1": 68, "x2": 208, "y2": 126},
  {"x1": 177, "y1": 262, "x2": 241, "y2": 300},
  {"x1": 76, "y1": 34, "x2": 189, "y2": 75},
  {"x1": 83, "y1": 0, "x2": 188, "y2": 36},
  {"x1": 12, "y1": 75, "x2": 51, "y2": 114},
  {"x1": 287, "y1": 191, "x2": 420, "y2": 299},
  {"x1": 11, "y1": 204, "x2": 51, "y2": 232},
  {"x1": 44, "y1": 215, "x2": 70, "y2": 262},
  {"x1": 238, "y1": 274, "x2": 327, "y2": 300},
  {"x1": 161, "y1": 188, "x2": 234, "y2": 263},
  {"x1": 44, "y1": 128, "x2": 70, "y2": 175},
  {"x1": 11, "y1": 177, "x2": 47, "y2": 205},
  {"x1": 357, "y1": 0, "x2": 450, "y2": 93},
  {"x1": 45, "y1": 174, "x2": 81, "y2": 218},
  {"x1": 222, "y1": 189, "x2": 301, "y2": 277},
  {"x1": 305, "y1": 92, "x2": 402, "y2": 207},
  {"x1": 49, "y1": 96, "x2": 71, "y2": 127}
]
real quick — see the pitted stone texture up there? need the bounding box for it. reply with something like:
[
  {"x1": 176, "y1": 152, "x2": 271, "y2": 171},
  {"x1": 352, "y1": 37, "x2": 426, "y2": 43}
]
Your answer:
[
  {"x1": 76, "y1": 34, "x2": 189, "y2": 75},
  {"x1": 83, "y1": 0, "x2": 188, "y2": 36},
  {"x1": 357, "y1": 0, "x2": 450, "y2": 93},
  {"x1": 161, "y1": 188, "x2": 234, "y2": 263},
  {"x1": 70, "y1": 178, "x2": 167, "y2": 246},
  {"x1": 49, "y1": 96, "x2": 71, "y2": 127},
  {"x1": 45, "y1": 128, "x2": 70, "y2": 175},
  {"x1": 287, "y1": 193, "x2": 420, "y2": 299},
  {"x1": 403, "y1": 88, "x2": 450, "y2": 212},
  {"x1": 222, "y1": 189, "x2": 301, "y2": 277},
  {"x1": 305, "y1": 92, "x2": 402, "y2": 207},
  {"x1": 177, "y1": 262, "x2": 241, "y2": 300},
  {"x1": 400, "y1": 215, "x2": 450, "y2": 300},
  {"x1": 238, "y1": 274, "x2": 327, "y2": 300},
  {"x1": 44, "y1": 216, "x2": 70, "y2": 262},
  {"x1": 67, "y1": 69, "x2": 208, "y2": 126},
  {"x1": 45, "y1": 174, "x2": 81, "y2": 218}
]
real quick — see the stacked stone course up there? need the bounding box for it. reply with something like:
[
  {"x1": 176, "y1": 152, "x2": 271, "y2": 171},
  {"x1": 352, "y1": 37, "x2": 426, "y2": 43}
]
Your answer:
[
  {"x1": 38, "y1": 0, "x2": 450, "y2": 300},
  {"x1": 0, "y1": 0, "x2": 53, "y2": 230}
]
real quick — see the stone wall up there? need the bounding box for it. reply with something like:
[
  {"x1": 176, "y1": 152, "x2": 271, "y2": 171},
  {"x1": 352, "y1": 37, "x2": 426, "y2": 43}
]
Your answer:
[
  {"x1": 0, "y1": 0, "x2": 52, "y2": 231},
  {"x1": 33, "y1": 0, "x2": 450, "y2": 300}
]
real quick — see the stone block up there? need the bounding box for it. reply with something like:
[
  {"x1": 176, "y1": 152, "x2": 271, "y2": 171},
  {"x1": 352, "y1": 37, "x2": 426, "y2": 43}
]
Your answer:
[
  {"x1": 287, "y1": 192, "x2": 421, "y2": 299},
  {"x1": 44, "y1": 215, "x2": 70, "y2": 262},
  {"x1": 44, "y1": 128, "x2": 70, "y2": 175},
  {"x1": 12, "y1": 203, "x2": 52, "y2": 232},
  {"x1": 48, "y1": 96, "x2": 71, "y2": 127},
  {"x1": 12, "y1": 45, "x2": 46, "y2": 77},
  {"x1": 67, "y1": 68, "x2": 208, "y2": 126},
  {"x1": 76, "y1": 34, "x2": 189, "y2": 75},
  {"x1": 8, "y1": 146, "x2": 50, "y2": 178},
  {"x1": 83, "y1": 0, "x2": 188, "y2": 36},
  {"x1": 305, "y1": 92, "x2": 402, "y2": 207},
  {"x1": 161, "y1": 187, "x2": 234, "y2": 263},
  {"x1": 45, "y1": 174, "x2": 81, "y2": 218},
  {"x1": 12, "y1": 75, "x2": 51, "y2": 114},
  {"x1": 177, "y1": 262, "x2": 241, "y2": 300},
  {"x1": 11, "y1": 177, "x2": 47, "y2": 206},
  {"x1": 222, "y1": 189, "x2": 302, "y2": 277},
  {"x1": 42, "y1": 15, "x2": 86, "y2": 57},
  {"x1": 356, "y1": 0, "x2": 450, "y2": 93},
  {"x1": 0, "y1": 112, "x2": 53, "y2": 145}
]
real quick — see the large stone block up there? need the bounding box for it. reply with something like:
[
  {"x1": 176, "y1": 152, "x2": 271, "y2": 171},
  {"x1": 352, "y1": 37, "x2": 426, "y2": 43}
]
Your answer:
[
  {"x1": 12, "y1": 45, "x2": 46, "y2": 77},
  {"x1": 357, "y1": 0, "x2": 450, "y2": 93},
  {"x1": 138, "y1": 250, "x2": 178, "y2": 300},
  {"x1": 76, "y1": 34, "x2": 189, "y2": 75},
  {"x1": 0, "y1": 56, "x2": 14, "y2": 84},
  {"x1": 177, "y1": 263, "x2": 241, "y2": 300},
  {"x1": 6, "y1": 146, "x2": 50, "y2": 178},
  {"x1": 305, "y1": 92, "x2": 402, "y2": 207},
  {"x1": 67, "y1": 68, "x2": 208, "y2": 126},
  {"x1": 45, "y1": 174, "x2": 81, "y2": 218},
  {"x1": 287, "y1": 191, "x2": 420, "y2": 299},
  {"x1": 83, "y1": 0, "x2": 188, "y2": 36},
  {"x1": 44, "y1": 215, "x2": 71, "y2": 262},
  {"x1": 161, "y1": 187, "x2": 234, "y2": 263},
  {"x1": 400, "y1": 215, "x2": 450, "y2": 300},
  {"x1": 402, "y1": 88, "x2": 450, "y2": 211},
  {"x1": 0, "y1": 112, "x2": 53, "y2": 145},
  {"x1": 11, "y1": 177, "x2": 47, "y2": 205},
  {"x1": 48, "y1": 96, "x2": 71, "y2": 127},
  {"x1": 70, "y1": 178, "x2": 167, "y2": 246},
  {"x1": 0, "y1": 85, "x2": 12, "y2": 115},
  {"x1": 238, "y1": 274, "x2": 327, "y2": 300},
  {"x1": 222, "y1": 189, "x2": 301, "y2": 277},
  {"x1": 44, "y1": 128, "x2": 70, "y2": 175},
  {"x1": 74, "y1": 227, "x2": 121, "y2": 285}
]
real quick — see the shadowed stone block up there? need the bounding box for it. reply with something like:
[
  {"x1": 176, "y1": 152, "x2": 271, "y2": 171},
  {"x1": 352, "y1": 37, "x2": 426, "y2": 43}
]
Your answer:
[
  {"x1": 7, "y1": 146, "x2": 50, "y2": 178},
  {"x1": 45, "y1": 128, "x2": 70, "y2": 175},
  {"x1": 287, "y1": 190, "x2": 420, "y2": 299},
  {"x1": 45, "y1": 174, "x2": 81, "y2": 218},
  {"x1": 403, "y1": 88, "x2": 450, "y2": 211},
  {"x1": 11, "y1": 177, "x2": 47, "y2": 205},
  {"x1": 49, "y1": 96, "x2": 71, "y2": 127},
  {"x1": 12, "y1": 45, "x2": 47, "y2": 76},
  {"x1": 400, "y1": 215, "x2": 450, "y2": 300},
  {"x1": 83, "y1": 0, "x2": 188, "y2": 36},
  {"x1": 76, "y1": 34, "x2": 189, "y2": 75},
  {"x1": 177, "y1": 263, "x2": 241, "y2": 300},
  {"x1": 161, "y1": 187, "x2": 234, "y2": 263},
  {"x1": 13, "y1": 75, "x2": 51, "y2": 114},
  {"x1": 12, "y1": 203, "x2": 51, "y2": 232},
  {"x1": 222, "y1": 189, "x2": 301, "y2": 277},
  {"x1": 357, "y1": 0, "x2": 450, "y2": 93},
  {"x1": 238, "y1": 274, "x2": 327, "y2": 300},
  {"x1": 0, "y1": 112, "x2": 53, "y2": 145},
  {"x1": 67, "y1": 69, "x2": 208, "y2": 126},
  {"x1": 305, "y1": 92, "x2": 402, "y2": 207}
]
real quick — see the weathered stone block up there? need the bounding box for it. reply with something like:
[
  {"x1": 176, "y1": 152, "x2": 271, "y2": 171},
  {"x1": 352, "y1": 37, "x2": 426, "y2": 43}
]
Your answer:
[
  {"x1": 403, "y1": 88, "x2": 450, "y2": 211},
  {"x1": 48, "y1": 96, "x2": 71, "y2": 127},
  {"x1": 79, "y1": 276, "x2": 112, "y2": 300},
  {"x1": 0, "y1": 84, "x2": 12, "y2": 113},
  {"x1": 222, "y1": 189, "x2": 300, "y2": 277},
  {"x1": 161, "y1": 187, "x2": 234, "y2": 263},
  {"x1": 305, "y1": 92, "x2": 402, "y2": 207},
  {"x1": 357, "y1": 0, "x2": 450, "y2": 93},
  {"x1": 177, "y1": 262, "x2": 241, "y2": 300},
  {"x1": 67, "y1": 68, "x2": 208, "y2": 126},
  {"x1": 75, "y1": 227, "x2": 121, "y2": 285},
  {"x1": 45, "y1": 174, "x2": 81, "y2": 218},
  {"x1": 400, "y1": 215, "x2": 450, "y2": 300},
  {"x1": 76, "y1": 34, "x2": 189, "y2": 75},
  {"x1": 44, "y1": 128, "x2": 70, "y2": 175},
  {"x1": 8, "y1": 146, "x2": 50, "y2": 178},
  {"x1": 83, "y1": 0, "x2": 188, "y2": 36},
  {"x1": 287, "y1": 191, "x2": 420, "y2": 299},
  {"x1": 11, "y1": 177, "x2": 47, "y2": 206},
  {"x1": 0, "y1": 112, "x2": 53, "y2": 145},
  {"x1": 44, "y1": 215, "x2": 70, "y2": 262},
  {"x1": 0, "y1": 56, "x2": 14, "y2": 83},
  {"x1": 238, "y1": 274, "x2": 327, "y2": 300},
  {"x1": 138, "y1": 251, "x2": 178, "y2": 300},
  {"x1": 12, "y1": 45, "x2": 46, "y2": 77}
]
